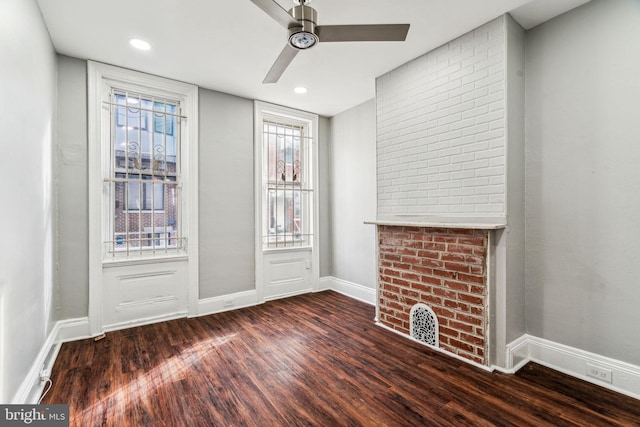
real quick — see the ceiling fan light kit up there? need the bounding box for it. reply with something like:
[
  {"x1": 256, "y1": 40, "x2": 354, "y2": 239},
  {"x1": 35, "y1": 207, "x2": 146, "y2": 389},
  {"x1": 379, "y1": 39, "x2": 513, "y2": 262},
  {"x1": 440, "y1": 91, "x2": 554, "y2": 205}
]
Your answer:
[
  {"x1": 289, "y1": 3, "x2": 318, "y2": 49},
  {"x1": 251, "y1": 0, "x2": 410, "y2": 83}
]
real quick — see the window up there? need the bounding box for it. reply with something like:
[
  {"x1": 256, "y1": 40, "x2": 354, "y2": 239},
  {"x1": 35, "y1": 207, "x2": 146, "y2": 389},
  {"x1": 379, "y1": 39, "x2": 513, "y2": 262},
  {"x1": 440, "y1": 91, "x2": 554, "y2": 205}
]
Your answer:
[
  {"x1": 261, "y1": 115, "x2": 313, "y2": 248},
  {"x1": 107, "y1": 91, "x2": 183, "y2": 254}
]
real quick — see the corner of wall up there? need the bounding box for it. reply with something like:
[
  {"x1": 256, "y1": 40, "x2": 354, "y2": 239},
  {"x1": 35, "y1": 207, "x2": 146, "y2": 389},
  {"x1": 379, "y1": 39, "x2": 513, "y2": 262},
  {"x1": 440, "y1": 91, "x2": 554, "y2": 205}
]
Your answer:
[{"x1": 319, "y1": 276, "x2": 376, "y2": 306}]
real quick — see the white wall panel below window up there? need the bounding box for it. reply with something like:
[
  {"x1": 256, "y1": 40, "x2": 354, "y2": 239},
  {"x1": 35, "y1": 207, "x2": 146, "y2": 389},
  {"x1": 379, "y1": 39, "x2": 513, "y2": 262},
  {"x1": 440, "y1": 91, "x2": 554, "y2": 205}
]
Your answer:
[{"x1": 102, "y1": 261, "x2": 188, "y2": 330}]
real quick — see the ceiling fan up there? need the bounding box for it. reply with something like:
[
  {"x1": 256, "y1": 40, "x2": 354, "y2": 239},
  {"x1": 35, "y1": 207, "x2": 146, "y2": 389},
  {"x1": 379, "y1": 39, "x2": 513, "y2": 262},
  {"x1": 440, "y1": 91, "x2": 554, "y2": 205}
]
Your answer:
[{"x1": 250, "y1": 0, "x2": 410, "y2": 83}]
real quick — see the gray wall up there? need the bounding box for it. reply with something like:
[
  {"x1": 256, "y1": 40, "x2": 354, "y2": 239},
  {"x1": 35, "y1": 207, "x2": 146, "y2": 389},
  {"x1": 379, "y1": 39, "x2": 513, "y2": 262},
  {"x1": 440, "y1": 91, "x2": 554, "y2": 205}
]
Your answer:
[
  {"x1": 329, "y1": 100, "x2": 377, "y2": 288},
  {"x1": 0, "y1": 0, "x2": 57, "y2": 402},
  {"x1": 504, "y1": 15, "x2": 526, "y2": 345},
  {"x1": 198, "y1": 89, "x2": 255, "y2": 299},
  {"x1": 525, "y1": 0, "x2": 640, "y2": 365},
  {"x1": 318, "y1": 116, "x2": 332, "y2": 278},
  {"x1": 197, "y1": 95, "x2": 333, "y2": 296},
  {"x1": 56, "y1": 55, "x2": 89, "y2": 318}
]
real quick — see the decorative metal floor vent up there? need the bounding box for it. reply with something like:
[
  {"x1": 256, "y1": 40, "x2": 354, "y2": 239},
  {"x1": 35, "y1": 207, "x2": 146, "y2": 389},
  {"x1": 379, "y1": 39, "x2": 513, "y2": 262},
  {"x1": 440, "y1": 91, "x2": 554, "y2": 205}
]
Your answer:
[{"x1": 410, "y1": 303, "x2": 439, "y2": 347}]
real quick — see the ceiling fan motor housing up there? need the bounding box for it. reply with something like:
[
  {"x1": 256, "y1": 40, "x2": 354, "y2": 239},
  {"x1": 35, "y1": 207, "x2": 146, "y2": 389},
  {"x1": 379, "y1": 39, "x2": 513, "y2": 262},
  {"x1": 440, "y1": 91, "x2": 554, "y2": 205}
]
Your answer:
[{"x1": 288, "y1": 4, "x2": 318, "y2": 49}]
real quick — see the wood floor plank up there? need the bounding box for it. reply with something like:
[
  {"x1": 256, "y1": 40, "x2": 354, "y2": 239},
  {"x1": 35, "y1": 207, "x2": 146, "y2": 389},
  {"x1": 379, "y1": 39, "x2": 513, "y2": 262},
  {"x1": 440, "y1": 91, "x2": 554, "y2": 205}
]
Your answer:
[{"x1": 42, "y1": 291, "x2": 640, "y2": 426}]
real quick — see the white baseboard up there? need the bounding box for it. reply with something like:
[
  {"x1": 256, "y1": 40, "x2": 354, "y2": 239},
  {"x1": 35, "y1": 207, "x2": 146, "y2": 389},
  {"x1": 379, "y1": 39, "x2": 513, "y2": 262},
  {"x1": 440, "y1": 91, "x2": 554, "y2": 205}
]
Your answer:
[
  {"x1": 12, "y1": 316, "x2": 105, "y2": 403},
  {"x1": 318, "y1": 276, "x2": 376, "y2": 305},
  {"x1": 56, "y1": 317, "x2": 91, "y2": 343},
  {"x1": 12, "y1": 324, "x2": 61, "y2": 404},
  {"x1": 103, "y1": 311, "x2": 189, "y2": 334},
  {"x1": 506, "y1": 334, "x2": 640, "y2": 400},
  {"x1": 196, "y1": 289, "x2": 259, "y2": 317},
  {"x1": 263, "y1": 288, "x2": 313, "y2": 302}
]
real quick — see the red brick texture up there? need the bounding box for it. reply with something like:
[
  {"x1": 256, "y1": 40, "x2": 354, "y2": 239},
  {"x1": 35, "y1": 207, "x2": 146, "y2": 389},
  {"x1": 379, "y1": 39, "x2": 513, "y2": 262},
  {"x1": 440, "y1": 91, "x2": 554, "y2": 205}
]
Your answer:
[{"x1": 377, "y1": 225, "x2": 488, "y2": 365}]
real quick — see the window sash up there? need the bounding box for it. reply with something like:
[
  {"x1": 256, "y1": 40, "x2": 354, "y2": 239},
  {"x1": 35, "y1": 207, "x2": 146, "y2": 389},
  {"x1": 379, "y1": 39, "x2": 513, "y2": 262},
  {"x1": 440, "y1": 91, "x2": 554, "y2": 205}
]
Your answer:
[
  {"x1": 262, "y1": 117, "x2": 313, "y2": 248},
  {"x1": 105, "y1": 90, "x2": 184, "y2": 256}
]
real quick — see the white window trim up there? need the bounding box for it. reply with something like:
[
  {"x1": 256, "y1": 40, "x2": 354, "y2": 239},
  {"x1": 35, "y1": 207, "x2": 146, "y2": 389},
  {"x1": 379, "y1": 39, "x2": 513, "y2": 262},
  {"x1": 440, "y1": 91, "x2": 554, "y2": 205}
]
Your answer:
[
  {"x1": 88, "y1": 61, "x2": 199, "y2": 334},
  {"x1": 254, "y1": 101, "x2": 320, "y2": 302}
]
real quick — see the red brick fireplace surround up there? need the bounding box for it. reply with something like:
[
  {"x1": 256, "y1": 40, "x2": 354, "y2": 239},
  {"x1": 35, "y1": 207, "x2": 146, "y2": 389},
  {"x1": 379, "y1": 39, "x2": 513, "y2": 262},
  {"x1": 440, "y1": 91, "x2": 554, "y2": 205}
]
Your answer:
[{"x1": 374, "y1": 224, "x2": 492, "y2": 365}]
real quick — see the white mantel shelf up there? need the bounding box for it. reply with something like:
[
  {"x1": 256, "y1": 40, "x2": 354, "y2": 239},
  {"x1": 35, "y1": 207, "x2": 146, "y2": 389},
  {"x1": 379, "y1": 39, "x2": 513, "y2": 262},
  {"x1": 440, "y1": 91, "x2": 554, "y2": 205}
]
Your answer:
[{"x1": 365, "y1": 219, "x2": 507, "y2": 230}]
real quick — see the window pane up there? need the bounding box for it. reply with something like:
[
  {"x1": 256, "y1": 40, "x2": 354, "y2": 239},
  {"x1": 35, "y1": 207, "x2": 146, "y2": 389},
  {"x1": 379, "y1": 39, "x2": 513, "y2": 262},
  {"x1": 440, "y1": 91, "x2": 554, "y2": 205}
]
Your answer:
[
  {"x1": 127, "y1": 177, "x2": 141, "y2": 210},
  {"x1": 151, "y1": 180, "x2": 164, "y2": 211}
]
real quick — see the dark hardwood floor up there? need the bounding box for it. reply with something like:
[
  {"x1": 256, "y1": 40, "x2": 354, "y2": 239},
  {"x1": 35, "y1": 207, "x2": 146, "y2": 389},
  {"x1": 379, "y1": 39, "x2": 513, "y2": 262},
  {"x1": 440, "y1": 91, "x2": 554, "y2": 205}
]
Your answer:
[{"x1": 43, "y1": 291, "x2": 640, "y2": 426}]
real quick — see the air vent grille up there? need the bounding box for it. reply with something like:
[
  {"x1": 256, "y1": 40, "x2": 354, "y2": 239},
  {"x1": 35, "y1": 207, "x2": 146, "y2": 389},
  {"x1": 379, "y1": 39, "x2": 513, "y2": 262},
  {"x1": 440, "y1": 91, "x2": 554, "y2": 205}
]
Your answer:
[{"x1": 410, "y1": 303, "x2": 439, "y2": 347}]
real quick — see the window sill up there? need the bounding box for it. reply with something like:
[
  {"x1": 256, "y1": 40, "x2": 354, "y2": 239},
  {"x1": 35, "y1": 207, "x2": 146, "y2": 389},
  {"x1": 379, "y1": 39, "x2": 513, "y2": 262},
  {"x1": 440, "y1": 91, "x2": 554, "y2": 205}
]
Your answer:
[
  {"x1": 103, "y1": 253, "x2": 188, "y2": 268},
  {"x1": 263, "y1": 246, "x2": 312, "y2": 254}
]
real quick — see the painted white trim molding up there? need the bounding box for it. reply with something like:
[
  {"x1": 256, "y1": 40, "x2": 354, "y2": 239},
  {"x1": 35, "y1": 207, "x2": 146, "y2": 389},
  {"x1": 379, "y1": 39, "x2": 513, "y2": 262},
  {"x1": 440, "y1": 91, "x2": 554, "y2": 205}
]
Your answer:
[
  {"x1": 13, "y1": 316, "x2": 104, "y2": 403},
  {"x1": 196, "y1": 290, "x2": 260, "y2": 317},
  {"x1": 318, "y1": 276, "x2": 376, "y2": 306},
  {"x1": 12, "y1": 325, "x2": 62, "y2": 404},
  {"x1": 55, "y1": 317, "x2": 92, "y2": 343},
  {"x1": 103, "y1": 311, "x2": 189, "y2": 334},
  {"x1": 506, "y1": 334, "x2": 640, "y2": 400}
]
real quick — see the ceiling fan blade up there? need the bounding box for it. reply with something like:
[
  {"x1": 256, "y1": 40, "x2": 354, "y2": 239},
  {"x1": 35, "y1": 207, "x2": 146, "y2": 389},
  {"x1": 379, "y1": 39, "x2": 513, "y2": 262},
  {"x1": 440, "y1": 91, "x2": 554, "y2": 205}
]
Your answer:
[
  {"x1": 317, "y1": 24, "x2": 410, "y2": 42},
  {"x1": 249, "y1": 0, "x2": 297, "y2": 29},
  {"x1": 263, "y1": 44, "x2": 299, "y2": 84}
]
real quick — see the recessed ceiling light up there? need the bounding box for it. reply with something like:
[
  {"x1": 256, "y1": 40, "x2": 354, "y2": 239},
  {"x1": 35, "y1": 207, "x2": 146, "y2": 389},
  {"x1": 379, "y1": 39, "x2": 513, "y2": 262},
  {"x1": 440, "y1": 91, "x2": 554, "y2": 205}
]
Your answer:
[
  {"x1": 129, "y1": 38, "x2": 151, "y2": 51},
  {"x1": 294, "y1": 86, "x2": 308, "y2": 94}
]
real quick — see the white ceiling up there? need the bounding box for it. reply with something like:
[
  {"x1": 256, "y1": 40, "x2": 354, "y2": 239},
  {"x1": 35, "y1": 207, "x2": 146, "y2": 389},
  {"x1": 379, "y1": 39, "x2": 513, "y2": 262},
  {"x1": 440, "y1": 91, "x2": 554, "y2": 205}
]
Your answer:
[{"x1": 36, "y1": 0, "x2": 590, "y2": 117}]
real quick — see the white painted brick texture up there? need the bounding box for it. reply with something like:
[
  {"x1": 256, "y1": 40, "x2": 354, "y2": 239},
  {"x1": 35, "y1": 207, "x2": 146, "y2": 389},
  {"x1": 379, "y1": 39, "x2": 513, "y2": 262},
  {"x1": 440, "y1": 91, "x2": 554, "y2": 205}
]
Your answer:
[{"x1": 376, "y1": 17, "x2": 506, "y2": 216}]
